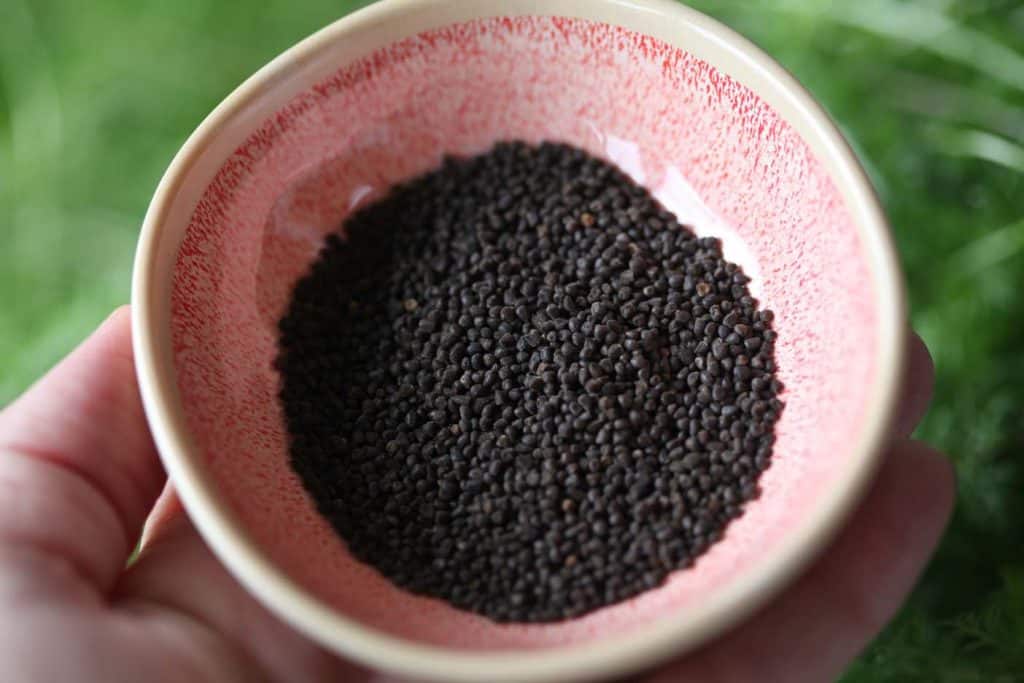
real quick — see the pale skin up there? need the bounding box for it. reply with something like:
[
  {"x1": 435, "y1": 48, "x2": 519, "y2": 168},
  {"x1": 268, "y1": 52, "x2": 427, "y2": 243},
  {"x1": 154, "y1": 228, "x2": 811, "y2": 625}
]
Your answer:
[{"x1": 0, "y1": 307, "x2": 954, "y2": 682}]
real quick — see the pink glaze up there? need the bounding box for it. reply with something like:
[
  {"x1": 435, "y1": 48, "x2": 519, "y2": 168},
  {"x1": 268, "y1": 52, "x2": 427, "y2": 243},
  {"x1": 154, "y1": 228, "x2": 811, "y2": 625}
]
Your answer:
[{"x1": 170, "y1": 16, "x2": 876, "y2": 651}]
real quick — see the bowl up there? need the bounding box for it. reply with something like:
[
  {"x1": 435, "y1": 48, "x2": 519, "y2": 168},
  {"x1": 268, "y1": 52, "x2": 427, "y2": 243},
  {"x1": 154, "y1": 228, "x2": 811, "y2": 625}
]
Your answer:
[{"x1": 131, "y1": 0, "x2": 905, "y2": 681}]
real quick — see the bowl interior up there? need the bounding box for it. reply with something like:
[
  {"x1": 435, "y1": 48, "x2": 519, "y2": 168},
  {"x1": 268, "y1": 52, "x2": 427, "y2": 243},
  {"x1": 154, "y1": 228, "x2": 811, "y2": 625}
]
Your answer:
[{"x1": 166, "y1": 13, "x2": 883, "y2": 652}]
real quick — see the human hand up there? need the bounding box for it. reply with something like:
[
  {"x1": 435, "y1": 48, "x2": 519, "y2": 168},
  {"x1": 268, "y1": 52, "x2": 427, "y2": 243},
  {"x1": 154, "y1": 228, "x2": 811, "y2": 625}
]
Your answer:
[{"x1": 0, "y1": 307, "x2": 953, "y2": 682}]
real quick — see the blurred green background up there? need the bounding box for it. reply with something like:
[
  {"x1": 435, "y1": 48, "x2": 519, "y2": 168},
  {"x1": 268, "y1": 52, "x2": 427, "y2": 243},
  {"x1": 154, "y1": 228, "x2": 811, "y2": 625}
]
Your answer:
[{"x1": 1, "y1": 0, "x2": 1021, "y2": 679}]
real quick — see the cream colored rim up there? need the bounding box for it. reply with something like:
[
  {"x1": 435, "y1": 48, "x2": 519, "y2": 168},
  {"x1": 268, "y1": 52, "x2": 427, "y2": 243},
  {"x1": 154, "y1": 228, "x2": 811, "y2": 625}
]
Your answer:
[{"x1": 132, "y1": 1, "x2": 906, "y2": 681}]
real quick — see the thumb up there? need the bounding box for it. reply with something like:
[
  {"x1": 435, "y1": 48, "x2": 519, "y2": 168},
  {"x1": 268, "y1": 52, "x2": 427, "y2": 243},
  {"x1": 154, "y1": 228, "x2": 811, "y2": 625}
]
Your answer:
[
  {"x1": 0, "y1": 306, "x2": 166, "y2": 596},
  {"x1": 119, "y1": 503, "x2": 375, "y2": 683}
]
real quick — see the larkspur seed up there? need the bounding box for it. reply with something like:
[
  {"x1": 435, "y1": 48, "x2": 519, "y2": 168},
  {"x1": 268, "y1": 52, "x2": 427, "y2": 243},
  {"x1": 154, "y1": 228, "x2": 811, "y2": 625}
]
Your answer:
[{"x1": 277, "y1": 141, "x2": 783, "y2": 623}]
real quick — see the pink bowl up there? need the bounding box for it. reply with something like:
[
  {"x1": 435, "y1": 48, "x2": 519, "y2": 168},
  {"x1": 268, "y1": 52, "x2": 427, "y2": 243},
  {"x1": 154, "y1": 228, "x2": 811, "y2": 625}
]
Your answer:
[{"x1": 132, "y1": 1, "x2": 905, "y2": 681}]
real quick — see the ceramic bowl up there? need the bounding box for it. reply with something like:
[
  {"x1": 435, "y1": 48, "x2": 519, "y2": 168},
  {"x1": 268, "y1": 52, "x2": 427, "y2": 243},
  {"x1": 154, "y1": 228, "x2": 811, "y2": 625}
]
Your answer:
[{"x1": 132, "y1": 0, "x2": 905, "y2": 680}]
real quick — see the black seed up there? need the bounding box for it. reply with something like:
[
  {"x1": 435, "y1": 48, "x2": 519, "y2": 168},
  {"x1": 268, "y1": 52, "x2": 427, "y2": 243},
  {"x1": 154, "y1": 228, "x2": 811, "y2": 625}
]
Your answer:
[{"x1": 277, "y1": 140, "x2": 782, "y2": 625}]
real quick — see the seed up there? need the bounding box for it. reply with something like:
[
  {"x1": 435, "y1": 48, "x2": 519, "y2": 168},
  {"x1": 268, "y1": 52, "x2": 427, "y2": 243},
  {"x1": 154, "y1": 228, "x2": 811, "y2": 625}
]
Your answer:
[{"x1": 277, "y1": 140, "x2": 783, "y2": 624}]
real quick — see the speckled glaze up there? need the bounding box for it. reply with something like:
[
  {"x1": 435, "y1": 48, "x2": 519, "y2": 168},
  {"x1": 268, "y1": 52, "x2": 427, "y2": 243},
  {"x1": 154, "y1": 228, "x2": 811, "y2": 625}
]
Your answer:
[{"x1": 133, "y1": 2, "x2": 904, "y2": 681}]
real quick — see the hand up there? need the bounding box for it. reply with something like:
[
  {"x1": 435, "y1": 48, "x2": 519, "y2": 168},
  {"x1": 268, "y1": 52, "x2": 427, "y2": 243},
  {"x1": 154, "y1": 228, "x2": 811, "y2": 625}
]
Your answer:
[{"x1": 0, "y1": 307, "x2": 953, "y2": 682}]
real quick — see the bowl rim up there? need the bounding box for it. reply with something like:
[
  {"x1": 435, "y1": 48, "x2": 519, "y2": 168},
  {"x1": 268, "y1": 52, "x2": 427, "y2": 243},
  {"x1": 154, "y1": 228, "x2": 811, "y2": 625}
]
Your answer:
[{"x1": 131, "y1": 0, "x2": 906, "y2": 681}]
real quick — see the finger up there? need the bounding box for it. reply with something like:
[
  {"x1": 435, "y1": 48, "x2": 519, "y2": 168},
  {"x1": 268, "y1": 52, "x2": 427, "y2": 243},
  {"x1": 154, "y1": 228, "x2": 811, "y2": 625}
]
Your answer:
[
  {"x1": 117, "y1": 514, "x2": 373, "y2": 683},
  {"x1": 0, "y1": 307, "x2": 166, "y2": 595},
  {"x1": 642, "y1": 440, "x2": 955, "y2": 683},
  {"x1": 892, "y1": 332, "x2": 935, "y2": 439}
]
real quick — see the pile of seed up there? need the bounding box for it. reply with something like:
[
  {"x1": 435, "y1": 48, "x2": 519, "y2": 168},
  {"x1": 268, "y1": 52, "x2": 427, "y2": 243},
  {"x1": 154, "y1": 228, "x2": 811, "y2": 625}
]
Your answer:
[{"x1": 277, "y1": 141, "x2": 782, "y2": 623}]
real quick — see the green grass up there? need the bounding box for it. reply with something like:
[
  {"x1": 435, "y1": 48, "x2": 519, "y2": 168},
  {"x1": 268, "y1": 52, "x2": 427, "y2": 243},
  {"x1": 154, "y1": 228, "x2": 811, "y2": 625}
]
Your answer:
[{"x1": 2, "y1": 0, "x2": 1022, "y2": 679}]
